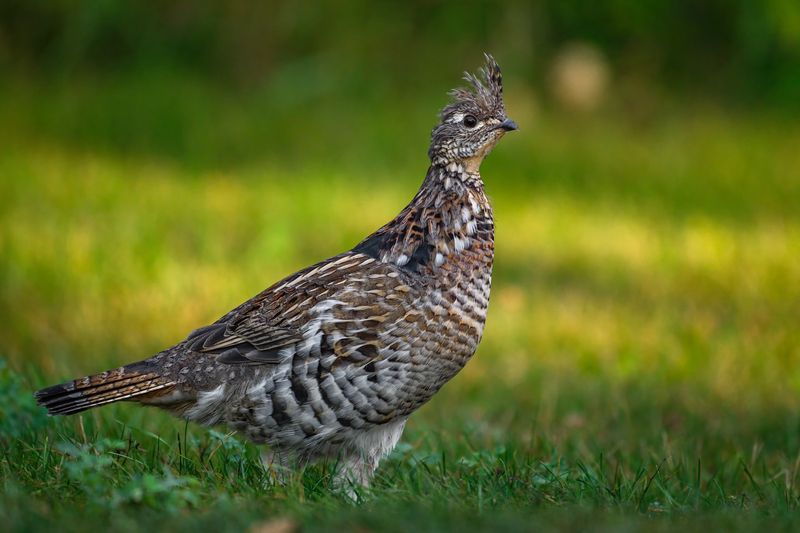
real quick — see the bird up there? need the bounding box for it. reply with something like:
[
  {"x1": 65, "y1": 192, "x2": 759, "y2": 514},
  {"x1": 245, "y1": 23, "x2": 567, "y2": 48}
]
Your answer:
[{"x1": 34, "y1": 54, "x2": 517, "y2": 488}]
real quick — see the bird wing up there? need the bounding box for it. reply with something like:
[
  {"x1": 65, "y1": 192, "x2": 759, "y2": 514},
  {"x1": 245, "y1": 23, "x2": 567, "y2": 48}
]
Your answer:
[
  {"x1": 184, "y1": 322, "x2": 300, "y2": 364},
  {"x1": 183, "y1": 252, "x2": 421, "y2": 366}
]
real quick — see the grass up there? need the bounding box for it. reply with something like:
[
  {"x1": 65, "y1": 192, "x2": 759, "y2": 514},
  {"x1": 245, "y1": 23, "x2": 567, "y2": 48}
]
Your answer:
[{"x1": 1, "y1": 73, "x2": 800, "y2": 531}]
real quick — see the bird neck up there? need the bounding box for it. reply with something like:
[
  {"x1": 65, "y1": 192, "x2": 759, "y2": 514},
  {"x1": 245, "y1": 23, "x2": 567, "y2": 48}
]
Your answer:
[
  {"x1": 352, "y1": 164, "x2": 494, "y2": 275},
  {"x1": 423, "y1": 160, "x2": 484, "y2": 193}
]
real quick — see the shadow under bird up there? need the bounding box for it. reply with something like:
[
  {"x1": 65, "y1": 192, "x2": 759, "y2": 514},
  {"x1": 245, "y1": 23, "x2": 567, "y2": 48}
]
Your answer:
[{"x1": 35, "y1": 55, "x2": 517, "y2": 487}]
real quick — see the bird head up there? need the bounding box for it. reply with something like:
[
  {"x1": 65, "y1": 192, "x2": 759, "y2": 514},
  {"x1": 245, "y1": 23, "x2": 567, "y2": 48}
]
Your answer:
[{"x1": 428, "y1": 54, "x2": 517, "y2": 171}]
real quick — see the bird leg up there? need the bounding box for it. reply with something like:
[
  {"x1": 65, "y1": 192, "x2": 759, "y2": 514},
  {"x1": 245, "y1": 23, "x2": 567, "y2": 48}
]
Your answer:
[{"x1": 260, "y1": 449, "x2": 297, "y2": 485}]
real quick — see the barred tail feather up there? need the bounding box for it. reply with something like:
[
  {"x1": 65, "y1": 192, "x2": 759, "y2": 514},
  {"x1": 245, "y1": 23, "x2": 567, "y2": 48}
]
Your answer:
[{"x1": 34, "y1": 365, "x2": 175, "y2": 416}]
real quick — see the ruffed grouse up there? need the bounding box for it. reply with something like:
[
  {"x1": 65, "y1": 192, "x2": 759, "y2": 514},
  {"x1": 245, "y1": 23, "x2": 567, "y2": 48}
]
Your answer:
[{"x1": 35, "y1": 55, "x2": 517, "y2": 487}]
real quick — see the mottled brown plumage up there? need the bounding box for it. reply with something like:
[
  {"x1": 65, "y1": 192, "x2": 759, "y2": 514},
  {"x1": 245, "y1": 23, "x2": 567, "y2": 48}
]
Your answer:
[{"x1": 35, "y1": 54, "x2": 517, "y2": 487}]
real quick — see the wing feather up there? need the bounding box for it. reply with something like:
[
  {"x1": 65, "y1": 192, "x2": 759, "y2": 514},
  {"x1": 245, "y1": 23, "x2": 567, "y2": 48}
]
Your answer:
[{"x1": 182, "y1": 252, "x2": 418, "y2": 366}]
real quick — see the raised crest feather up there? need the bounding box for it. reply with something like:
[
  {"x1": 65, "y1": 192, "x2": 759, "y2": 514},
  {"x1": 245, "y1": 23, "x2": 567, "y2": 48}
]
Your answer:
[{"x1": 442, "y1": 53, "x2": 505, "y2": 117}]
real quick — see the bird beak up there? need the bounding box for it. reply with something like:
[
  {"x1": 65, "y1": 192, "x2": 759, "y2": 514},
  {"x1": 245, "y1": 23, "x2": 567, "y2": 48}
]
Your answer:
[{"x1": 499, "y1": 118, "x2": 518, "y2": 132}]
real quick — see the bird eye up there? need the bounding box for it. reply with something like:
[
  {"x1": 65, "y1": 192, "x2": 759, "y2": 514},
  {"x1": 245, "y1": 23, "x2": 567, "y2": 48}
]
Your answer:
[{"x1": 463, "y1": 114, "x2": 478, "y2": 128}]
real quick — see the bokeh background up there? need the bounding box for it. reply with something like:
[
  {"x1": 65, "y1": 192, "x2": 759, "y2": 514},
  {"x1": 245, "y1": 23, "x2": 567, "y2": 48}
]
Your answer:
[{"x1": 1, "y1": 1, "x2": 800, "y2": 530}]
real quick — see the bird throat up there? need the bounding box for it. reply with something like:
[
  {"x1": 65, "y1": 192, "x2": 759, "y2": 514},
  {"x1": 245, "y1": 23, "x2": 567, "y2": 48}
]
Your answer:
[{"x1": 462, "y1": 156, "x2": 483, "y2": 175}]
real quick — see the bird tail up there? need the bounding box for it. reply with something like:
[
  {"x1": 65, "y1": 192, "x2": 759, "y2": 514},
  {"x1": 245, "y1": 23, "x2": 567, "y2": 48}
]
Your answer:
[{"x1": 34, "y1": 364, "x2": 175, "y2": 416}]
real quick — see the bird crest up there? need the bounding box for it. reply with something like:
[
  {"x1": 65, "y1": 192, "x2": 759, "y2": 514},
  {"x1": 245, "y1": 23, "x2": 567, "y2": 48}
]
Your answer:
[{"x1": 442, "y1": 53, "x2": 506, "y2": 118}]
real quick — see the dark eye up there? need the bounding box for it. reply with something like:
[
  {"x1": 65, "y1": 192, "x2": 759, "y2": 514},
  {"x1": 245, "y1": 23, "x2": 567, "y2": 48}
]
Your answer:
[{"x1": 463, "y1": 114, "x2": 478, "y2": 128}]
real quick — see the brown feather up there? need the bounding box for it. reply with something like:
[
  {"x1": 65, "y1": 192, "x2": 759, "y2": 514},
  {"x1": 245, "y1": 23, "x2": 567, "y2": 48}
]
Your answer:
[{"x1": 34, "y1": 366, "x2": 175, "y2": 415}]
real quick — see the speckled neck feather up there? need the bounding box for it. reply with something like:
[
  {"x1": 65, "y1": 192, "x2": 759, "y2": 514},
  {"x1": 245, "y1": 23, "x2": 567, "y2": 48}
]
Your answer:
[{"x1": 353, "y1": 163, "x2": 493, "y2": 277}]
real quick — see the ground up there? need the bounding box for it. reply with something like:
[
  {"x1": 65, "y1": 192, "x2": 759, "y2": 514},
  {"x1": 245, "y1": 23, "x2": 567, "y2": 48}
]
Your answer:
[{"x1": 1, "y1": 77, "x2": 799, "y2": 531}]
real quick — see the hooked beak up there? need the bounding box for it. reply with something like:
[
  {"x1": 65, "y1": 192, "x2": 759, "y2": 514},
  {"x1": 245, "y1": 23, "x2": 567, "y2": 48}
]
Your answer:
[{"x1": 499, "y1": 118, "x2": 518, "y2": 132}]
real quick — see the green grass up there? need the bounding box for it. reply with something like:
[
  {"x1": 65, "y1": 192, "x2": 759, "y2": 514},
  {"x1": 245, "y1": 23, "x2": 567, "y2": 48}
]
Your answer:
[{"x1": 1, "y1": 74, "x2": 800, "y2": 531}]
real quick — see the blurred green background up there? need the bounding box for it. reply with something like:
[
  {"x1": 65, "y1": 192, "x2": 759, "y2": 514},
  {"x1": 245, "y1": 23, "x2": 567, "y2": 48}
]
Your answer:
[{"x1": 1, "y1": 1, "x2": 800, "y2": 531}]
